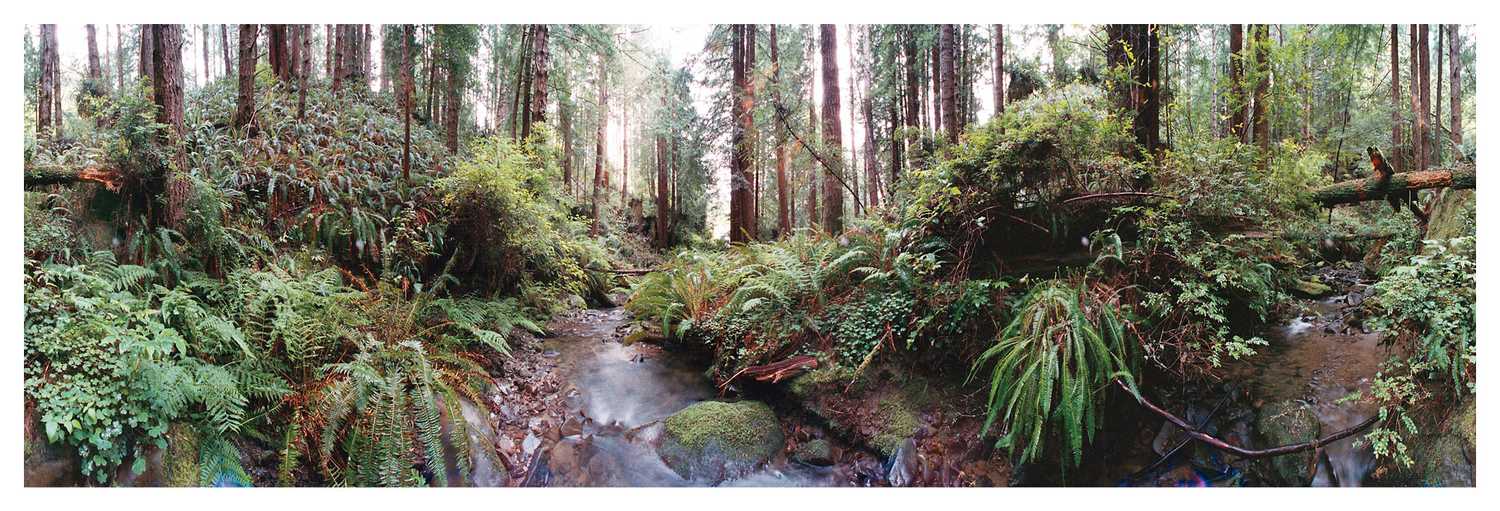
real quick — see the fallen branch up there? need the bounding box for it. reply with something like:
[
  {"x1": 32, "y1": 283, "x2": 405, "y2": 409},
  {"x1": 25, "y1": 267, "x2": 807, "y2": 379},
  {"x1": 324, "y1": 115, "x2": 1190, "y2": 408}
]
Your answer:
[
  {"x1": 1114, "y1": 379, "x2": 1379, "y2": 460},
  {"x1": 24, "y1": 165, "x2": 125, "y2": 190},
  {"x1": 1059, "y1": 191, "x2": 1176, "y2": 206},
  {"x1": 1311, "y1": 165, "x2": 1475, "y2": 207},
  {"x1": 607, "y1": 268, "x2": 656, "y2": 276}
]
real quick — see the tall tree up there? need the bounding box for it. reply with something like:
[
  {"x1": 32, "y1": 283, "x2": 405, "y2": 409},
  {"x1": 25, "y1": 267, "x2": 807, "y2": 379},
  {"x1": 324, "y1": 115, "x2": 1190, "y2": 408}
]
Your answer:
[
  {"x1": 1418, "y1": 24, "x2": 1431, "y2": 169},
  {"x1": 117, "y1": 24, "x2": 126, "y2": 91},
  {"x1": 1251, "y1": 24, "x2": 1270, "y2": 152},
  {"x1": 86, "y1": 25, "x2": 102, "y2": 83},
  {"x1": 729, "y1": 24, "x2": 753, "y2": 242},
  {"x1": 1228, "y1": 24, "x2": 1246, "y2": 142},
  {"x1": 234, "y1": 24, "x2": 258, "y2": 131},
  {"x1": 521, "y1": 24, "x2": 550, "y2": 141},
  {"x1": 655, "y1": 94, "x2": 670, "y2": 249},
  {"x1": 401, "y1": 25, "x2": 414, "y2": 181},
  {"x1": 939, "y1": 24, "x2": 959, "y2": 143},
  {"x1": 150, "y1": 25, "x2": 186, "y2": 228},
  {"x1": 297, "y1": 25, "x2": 310, "y2": 118},
  {"x1": 201, "y1": 24, "x2": 213, "y2": 83},
  {"x1": 1448, "y1": 25, "x2": 1462, "y2": 153},
  {"x1": 36, "y1": 24, "x2": 58, "y2": 140},
  {"x1": 819, "y1": 24, "x2": 845, "y2": 233},
  {"x1": 992, "y1": 24, "x2": 1004, "y2": 119},
  {"x1": 590, "y1": 53, "x2": 609, "y2": 237},
  {"x1": 1390, "y1": 25, "x2": 1404, "y2": 166},
  {"x1": 269, "y1": 25, "x2": 292, "y2": 82},
  {"x1": 1106, "y1": 24, "x2": 1161, "y2": 162},
  {"x1": 901, "y1": 27, "x2": 920, "y2": 170},
  {"x1": 220, "y1": 25, "x2": 232, "y2": 79},
  {"x1": 1409, "y1": 25, "x2": 1423, "y2": 171},
  {"x1": 140, "y1": 25, "x2": 155, "y2": 87},
  {"x1": 770, "y1": 24, "x2": 791, "y2": 236}
]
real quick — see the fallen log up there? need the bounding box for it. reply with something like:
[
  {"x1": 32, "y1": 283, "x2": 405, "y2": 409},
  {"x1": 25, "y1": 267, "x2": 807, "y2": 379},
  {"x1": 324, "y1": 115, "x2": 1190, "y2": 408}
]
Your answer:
[
  {"x1": 1114, "y1": 379, "x2": 1379, "y2": 460},
  {"x1": 24, "y1": 165, "x2": 125, "y2": 190},
  {"x1": 1311, "y1": 165, "x2": 1475, "y2": 207}
]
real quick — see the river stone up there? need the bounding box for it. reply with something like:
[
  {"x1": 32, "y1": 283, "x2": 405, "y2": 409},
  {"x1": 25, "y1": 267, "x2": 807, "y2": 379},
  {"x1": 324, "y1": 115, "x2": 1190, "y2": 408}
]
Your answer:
[
  {"x1": 437, "y1": 394, "x2": 508, "y2": 486},
  {"x1": 657, "y1": 400, "x2": 785, "y2": 482},
  {"x1": 792, "y1": 439, "x2": 834, "y2": 466},
  {"x1": 1291, "y1": 278, "x2": 1333, "y2": 299},
  {"x1": 1253, "y1": 400, "x2": 1321, "y2": 486}
]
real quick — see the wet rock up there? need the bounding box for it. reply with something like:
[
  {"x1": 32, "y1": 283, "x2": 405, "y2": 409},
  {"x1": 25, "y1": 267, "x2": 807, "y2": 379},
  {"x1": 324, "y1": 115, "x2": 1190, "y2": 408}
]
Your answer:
[
  {"x1": 438, "y1": 395, "x2": 508, "y2": 487},
  {"x1": 1253, "y1": 400, "x2": 1321, "y2": 486},
  {"x1": 656, "y1": 400, "x2": 785, "y2": 482},
  {"x1": 1368, "y1": 400, "x2": 1475, "y2": 487},
  {"x1": 793, "y1": 439, "x2": 834, "y2": 467},
  {"x1": 1292, "y1": 278, "x2": 1334, "y2": 299}
]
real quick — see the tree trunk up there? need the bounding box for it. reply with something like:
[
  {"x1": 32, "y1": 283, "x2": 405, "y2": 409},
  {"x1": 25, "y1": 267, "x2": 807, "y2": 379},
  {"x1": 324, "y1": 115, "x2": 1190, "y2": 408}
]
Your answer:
[
  {"x1": 730, "y1": 24, "x2": 752, "y2": 242},
  {"x1": 140, "y1": 25, "x2": 154, "y2": 88},
  {"x1": 86, "y1": 25, "x2": 101, "y2": 82},
  {"x1": 297, "y1": 25, "x2": 310, "y2": 118},
  {"x1": 268, "y1": 25, "x2": 291, "y2": 82},
  {"x1": 819, "y1": 24, "x2": 845, "y2": 233},
  {"x1": 655, "y1": 97, "x2": 670, "y2": 249},
  {"x1": 622, "y1": 104, "x2": 630, "y2": 205},
  {"x1": 1251, "y1": 24, "x2": 1270, "y2": 152},
  {"x1": 523, "y1": 24, "x2": 550, "y2": 141},
  {"x1": 770, "y1": 24, "x2": 791, "y2": 237},
  {"x1": 590, "y1": 54, "x2": 609, "y2": 237},
  {"x1": 1434, "y1": 25, "x2": 1443, "y2": 164},
  {"x1": 332, "y1": 24, "x2": 347, "y2": 91},
  {"x1": 402, "y1": 25, "x2": 414, "y2": 182},
  {"x1": 939, "y1": 24, "x2": 958, "y2": 143},
  {"x1": 1311, "y1": 166, "x2": 1475, "y2": 207},
  {"x1": 201, "y1": 24, "x2": 213, "y2": 83},
  {"x1": 807, "y1": 82, "x2": 819, "y2": 228},
  {"x1": 1418, "y1": 24, "x2": 1431, "y2": 169},
  {"x1": 1107, "y1": 25, "x2": 1161, "y2": 163},
  {"x1": 36, "y1": 25, "x2": 58, "y2": 140},
  {"x1": 1409, "y1": 25, "x2": 1422, "y2": 171},
  {"x1": 234, "y1": 24, "x2": 258, "y2": 131},
  {"x1": 117, "y1": 24, "x2": 126, "y2": 91},
  {"x1": 512, "y1": 25, "x2": 533, "y2": 140},
  {"x1": 561, "y1": 91, "x2": 574, "y2": 194},
  {"x1": 150, "y1": 25, "x2": 186, "y2": 230},
  {"x1": 444, "y1": 35, "x2": 462, "y2": 154},
  {"x1": 362, "y1": 24, "x2": 373, "y2": 87},
  {"x1": 902, "y1": 27, "x2": 920, "y2": 172},
  {"x1": 221, "y1": 25, "x2": 232, "y2": 79},
  {"x1": 993, "y1": 24, "x2": 1004, "y2": 119},
  {"x1": 1228, "y1": 24, "x2": 1245, "y2": 142},
  {"x1": 1390, "y1": 25, "x2": 1403, "y2": 165},
  {"x1": 1449, "y1": 25, "x2": 1462, "y2": 153}
]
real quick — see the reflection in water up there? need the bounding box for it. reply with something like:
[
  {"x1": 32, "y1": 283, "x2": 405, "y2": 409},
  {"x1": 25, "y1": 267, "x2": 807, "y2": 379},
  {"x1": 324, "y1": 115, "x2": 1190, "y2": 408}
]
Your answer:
[{"x1": 527, "y1": 308, "x2": 855, "y2": 487}]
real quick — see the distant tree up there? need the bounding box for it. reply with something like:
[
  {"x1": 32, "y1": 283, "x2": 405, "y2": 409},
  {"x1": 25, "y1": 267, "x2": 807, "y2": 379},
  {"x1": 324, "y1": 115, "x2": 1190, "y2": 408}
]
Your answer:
[
  {"x1": 730, "y1": 24, "x2": 753, "y2": 242},
  {"x1": 1106, "y1": 24, "x2": 1161, "y2": 163},
  {"x1": 1448, "y1": 25, "x2": 1461, "y2": 153},
  {"x1": 1418, "y1": 24, "x2": 1431, "y2": 169},
  {"x1": 1251, "y1": 24, "x2": 1269, "y2": 153},
  {"x1": 140, "y1": 24, "x2": 154, "y2": 86},
  {"x1": 86, "y1": 25, "x2": 101, "y2": 83},
  {"x1": 521, "y1": 25, "x2": 550, "y2": 141},
  {"x1": 993, "y1": 24, "x2": 1004, "y2": 119},
  {"x1": 402, "y1": 24, "x2": 414, "y2": 181},
  {"x1": 1228, "y1": 24, "x2": 1245, "y2": 142},
  {"x1": 220, "y1": 25, "x2": 232, "y2": 79},
  {"x1": 1390, "y1": 25, "x2": 1403, "y2": 167},
  {"x1": 591, "y1": 52, "x2": 609, "y2": 237},
  {"x1": 770, "y1": 24, "x2": 791, "y2": 236}
]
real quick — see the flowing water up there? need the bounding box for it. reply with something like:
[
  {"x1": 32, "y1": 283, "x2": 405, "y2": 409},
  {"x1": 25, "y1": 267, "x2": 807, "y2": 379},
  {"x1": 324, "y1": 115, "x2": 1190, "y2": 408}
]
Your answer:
[{"x1": 518, "y1": 308, "x2": 861, "y2": 487}]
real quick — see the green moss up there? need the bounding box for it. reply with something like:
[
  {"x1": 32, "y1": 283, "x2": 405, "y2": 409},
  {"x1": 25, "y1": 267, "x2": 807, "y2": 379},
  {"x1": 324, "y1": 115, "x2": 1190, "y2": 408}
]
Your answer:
[
  {"x1": 870, "y1": 391, "x2": 924, "y2": 457},
  {"x1": 658, "y1": 400, "x2": 785, "y2": 481},
  {"x1": 1291, "y1": 278, "x2": 1333, "y2": 298},
  {"x1": 1254, "y1": 401, "x2": 1319, "y2": 486},
  {"x1": 163, "y1": 423, "x2": 200, "y2": 487},
  {"x1": 786, "y1": 366, "x2": 853, "y2": 399}
]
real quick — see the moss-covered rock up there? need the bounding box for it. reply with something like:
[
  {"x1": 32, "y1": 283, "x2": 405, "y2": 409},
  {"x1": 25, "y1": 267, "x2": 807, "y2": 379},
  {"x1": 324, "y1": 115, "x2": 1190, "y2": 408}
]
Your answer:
[
  {"x1": 1291, "y1": 278, "x2": 1333, "y2": 299},
  {"x1": 657, "y1": 400, "x2": 785, "y2": 482},
  {"x1": 1253, "y1": 400, "x2": 1320, "y2": 486},
  {"x1": 1369, "y1": 400, "x2": 1475, "y2": 487},
  {"x1": 792, "y1": 439, "x2": 834, "y2": 466},
  {"x1": 1423, "y1": 189, "x2": 1475, "y2": 243}
]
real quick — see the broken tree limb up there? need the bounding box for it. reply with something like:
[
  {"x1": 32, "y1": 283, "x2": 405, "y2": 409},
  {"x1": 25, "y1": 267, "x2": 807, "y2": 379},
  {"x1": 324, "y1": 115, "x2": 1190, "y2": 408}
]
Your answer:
[
  {"x1": 24, "y1": 165, "x2": 125, "y2": 190},
  {"x1": 1114, "y1": 379, "x2": 1379, "y2": 460},
  {"x1": 1311, "y1": 165, "x2": 1475, "y2": 207}
]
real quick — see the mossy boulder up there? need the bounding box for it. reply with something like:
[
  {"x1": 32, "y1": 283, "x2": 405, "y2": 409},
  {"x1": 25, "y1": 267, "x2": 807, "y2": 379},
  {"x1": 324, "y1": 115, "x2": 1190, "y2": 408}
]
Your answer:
[
  {"x1": 792, "y1": 439, "x2": 834, "y2": 466},
  {"x1": 1369, "y1": 400, "x2": 1475, "y2": 487},
  {"x1": 1253, "y1": 400, "x2": 1320, "y2": 486},
  {"x1": 657, "y1": 400, "x2": 784, "y2": 482},
  {"x1": 1291, "y1": 278, "x2": 1333, "y2": 299}
]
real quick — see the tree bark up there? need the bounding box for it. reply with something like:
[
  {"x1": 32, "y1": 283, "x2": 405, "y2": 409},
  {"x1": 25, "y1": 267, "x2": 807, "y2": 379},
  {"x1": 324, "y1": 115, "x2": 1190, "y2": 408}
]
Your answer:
[
  {"x1": 443, "y1": 30, "x2": 463, "y2": 154},
  {"x1": 234, "y1": 24, "x2": 258, "y2": 131},
  {"x1": 1311, "y1": 166, "x2": 1475, "y2": 207},
  {"x1": 1251, "y1": 24, "x2": 1270, "y2": 152},
  {"x1": 729, "y1": 24, "x2": 753, "y2": 243},
  {"x1": 1228, "y1": 24, "x2": 1246, "y2": 142},
  {"x1": 1409, "y1": 25, "x2": 1422, "y2": 171},
  {"x1": 1418, "y1": 24, "x2": 1431, "y2": 169},
  {"x1": 902, "y1": 27, "x2": 920, "y2": 171},
  {"x1": 522, "y1": 24, "x2": 550, "y2": 141},
  {"x1": 220, "y1": 25, "x2": 232, "y2": 79},
  {"x1": 1449, "y1": 25, "x2": 1462, "y2": 153},
  {"x1": 86, "y1": 25, "x2": 101, "y2": 82},
  {"x1": 268, "y1": 25, "x2": 291, "y2": 82},
  {"x1": 819, "y1": 24, "x2": 845, "y2": 233},
  {"x1": 396, "y1": 25, "x2": 410, "y2": 183},
  {"x1": 770, "y1": 25, "x2": 791, "y2": 237},
  {"x1": 993, "y1": 24, "x2": 1004, "y2": 119},
  {"x1": 117, "y1": 24, "x2": 126, "y2": 91},
  {"x1": 36, "y1": 24, "x2": 57, "y2": 140},
  {"x1": 655, "y1": 96, "x2": 670, "y2": 249},
  {"x1": 201, "y1": 24, "x2": 213, "y2": 83},
  {"x1": 939, "y1": 24, "x2": 958, "y2": 143},
  {"x1": 297, "y1": 25, "x2": 310, "y2": 118},
  {"x1": 1390, "y1": 25, "x2": 1404, "y2": 167},
  {"x1": 140, "y1": 25, "x2": 154, "y2": 87},
  {"x1": 590, "y1": 54, "x2": 609, "y2": 237}
]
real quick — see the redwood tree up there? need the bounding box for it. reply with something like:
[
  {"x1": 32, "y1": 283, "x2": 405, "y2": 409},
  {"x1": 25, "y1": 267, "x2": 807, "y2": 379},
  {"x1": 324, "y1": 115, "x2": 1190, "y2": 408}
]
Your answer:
[
  {"x1": 939, "y1": 24, "x2": 958, "y2": 143},
  {"x1": 234, "y1": 24, "x2": 259, "y2": 131},
  {"x1": 993, "y1": 24, "x2": 1004, "y2": 119},
  {"x1": 729, "y1": 24, "x2": 753, "y2": 242},
  {"x1": 770, "y1": 24, "x2": 791, "y2": 236},
  {"x1": 819, "y1": 24, "x2": 844, "y2": 233},
  {"x1": 1228, "y1": 24, "x2": 1246, "y2": 142},
  {"x1": 36, "y1": 24, "x2": 58, "y2": 140},
  {"x1": 1448, "y1": 25, "x2": 1461, "y2": 153},
  {"x1": 1390, "y1": 25, "x2": 1403, "y2": 166},
  {"x1": 590, "y1": 54, "x2": 609, "y2": 237}
]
